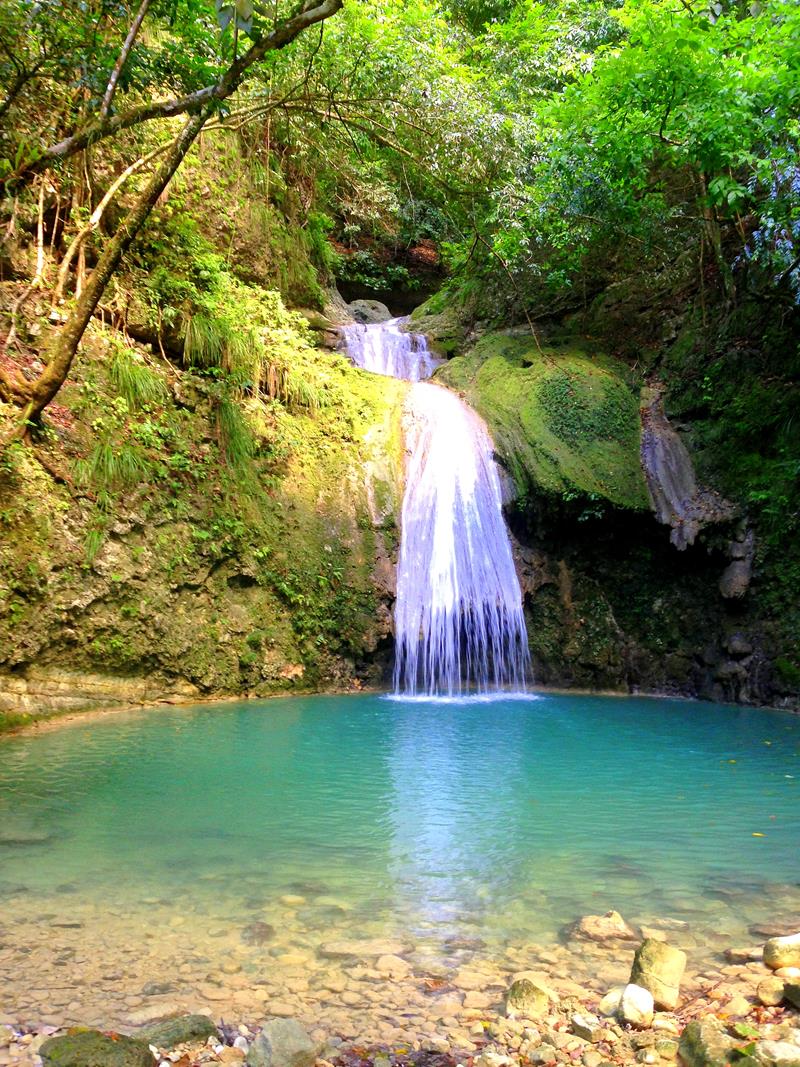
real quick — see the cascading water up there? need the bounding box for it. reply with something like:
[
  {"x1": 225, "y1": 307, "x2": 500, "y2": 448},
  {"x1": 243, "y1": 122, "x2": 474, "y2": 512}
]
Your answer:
[
  {"x1": 342, "y1": 315, "x2": 530, "y2": 697},
  {"x1": 342, "y1": 318, "x2": 441, "y2": 381}
]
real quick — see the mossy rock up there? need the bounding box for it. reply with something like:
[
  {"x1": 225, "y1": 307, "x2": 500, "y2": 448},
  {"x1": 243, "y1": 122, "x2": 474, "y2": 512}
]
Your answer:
[
  {"x1": 137, "y1": 1014, "x2": 217, "y2": 1048},
  {"x1": 40, "y1": 1029, "x2": 153, "y2": 1066},
  {"x1": 435, "y1": 332, "x2": 649, "y2": 510}
]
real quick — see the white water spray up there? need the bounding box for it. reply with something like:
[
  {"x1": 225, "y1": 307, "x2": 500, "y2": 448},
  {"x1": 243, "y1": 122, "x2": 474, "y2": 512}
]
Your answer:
[{"x1": 342, "y1": 316, "x2": 530, "y2": 697}]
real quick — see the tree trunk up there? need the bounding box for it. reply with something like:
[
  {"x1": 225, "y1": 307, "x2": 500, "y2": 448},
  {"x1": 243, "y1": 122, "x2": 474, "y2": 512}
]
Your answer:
[{"x1": 14, "y1": 108, "x2": 210, "y2": 433}]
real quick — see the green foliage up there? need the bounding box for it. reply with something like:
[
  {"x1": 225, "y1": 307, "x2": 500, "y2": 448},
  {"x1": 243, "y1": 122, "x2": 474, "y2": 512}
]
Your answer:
[{"x1": 108, "y1": 345, "x2": 168, "y2": 409}]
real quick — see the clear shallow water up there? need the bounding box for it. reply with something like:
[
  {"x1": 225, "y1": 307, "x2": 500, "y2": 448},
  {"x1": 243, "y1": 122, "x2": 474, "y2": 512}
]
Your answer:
[{"x1": 1, "y1": 691, "x2": 798, "y2": 954}]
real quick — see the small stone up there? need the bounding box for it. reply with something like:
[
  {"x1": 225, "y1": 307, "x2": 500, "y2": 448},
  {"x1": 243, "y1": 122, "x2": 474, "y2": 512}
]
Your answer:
[
  {"x1": 784, "y1": 983, "x2": 800, "y2": 1010},
  {"x1": 0, "y1": 1028, "x2": 12, "y2": 1050},
  {"x1": 583, "y1": 1052, "x2": 603, "y2": 1067},
  {"x1": 246, "y1": 1019, "x2": 318, "y2": 1067},
  {"x1": 505, "y1": 979, "x2": 550, "y2": 1019},
  {"x1": 629, "y1": 939, "x2": 687, "y2": 1011},
  {"x1": 764, "y1": 934, "x2": 800, "y2": 971},
  {"x1": 620, "y1": 984, "x2": 654, "y2": 1028},
  {"x1": 572, "y1": 1013, "x2": 604, "y2": 1043},
  {"x1": 757, "y1": 978, "x2": 786, "y2": 1007},
  {"x1": 598, "y1": 988, "x2": 624, "y2": 1017},
  {"x1": 655, "y1": 1039, "x2": 679, "y2": 1060},
  {"x1": 529, "y1": 1045, "x2": 558, "y2": 1065},
  {"x1": 279, "y1": 895, "x2": 306, "y2": 907},
  {"x1": 266, "y1": 1001, "x2": 297, "y2": 1018},
  {"x1": 776, "y1": 968, "x2": 800, "y2": 980},
  {"x1": 636, "y1": 1051, "x2": 658, "y2": 1065},
  {"x1": 722, "y1": 996, "x2": 751, "y2": 1017},
  {"x1": 652, "y1": 1014, "x2": 680, "y2": 1036}
]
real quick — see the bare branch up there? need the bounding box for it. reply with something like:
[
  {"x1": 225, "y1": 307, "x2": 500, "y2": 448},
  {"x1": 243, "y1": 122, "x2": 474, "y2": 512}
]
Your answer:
[{"x1": 99, "y1": 0, "x2": 154, "y2": 121}]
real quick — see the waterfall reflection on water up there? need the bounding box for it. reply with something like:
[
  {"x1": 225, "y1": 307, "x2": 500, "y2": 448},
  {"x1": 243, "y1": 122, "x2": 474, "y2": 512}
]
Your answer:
[{"x1": 342, "y1": 315, "x2": 530, "y2": 697}]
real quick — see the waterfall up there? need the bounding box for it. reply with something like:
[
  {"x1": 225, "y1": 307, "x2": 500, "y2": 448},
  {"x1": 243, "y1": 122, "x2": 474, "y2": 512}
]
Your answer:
[
  {"x1": 342, "y1": 318, "x2": 441, "y2": 381},
  {"x1": 342, "y1": 315, "x2": 530, "y2": 697}
]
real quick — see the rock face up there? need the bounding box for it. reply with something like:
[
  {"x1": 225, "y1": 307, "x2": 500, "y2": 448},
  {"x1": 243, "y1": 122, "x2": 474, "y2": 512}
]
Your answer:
[
  {"x1": 505, "y1": 979, "x2": 550, "y2": 1018},
  {"x1": 764, "y1": 934, "x2": 800, "y2": 970},
  {"x1": 246, "y1": 1019, "x2": 318, "y2": 1067},
  {"x1": 678, "y1": 1018, "x2": 737, "y2": 1067},
  {"x1": 138, "y1": 1014, "x2": 218, "y2": 1048},
  {"x1": 40, "y1": 1029, "x2": 153, "y2": 1066},
  {"x1": 619, "y1": 984, "x2": 654, "y2": 1028},
  {"x1": 629, "y1": 938, "x2": 687, "y2": 1010},
  {"x1": 568, "y1": 910, "x2": 638, "y2": 942},
  {"x1": 640, "y1": 388, "x2": 735, "y2": 550}
]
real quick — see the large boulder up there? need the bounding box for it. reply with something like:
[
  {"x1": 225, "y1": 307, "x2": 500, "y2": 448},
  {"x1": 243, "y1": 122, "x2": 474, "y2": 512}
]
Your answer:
[
  {"x1": 568, "y1": 910, "x2": 638, "y2": 942},
  {"x1": 629, "y1": 938, "x2": 687, "y2": 1010},
  {"x1": 40, "y1": 1029, "x2": 153, "y2": 1067},
  {"x1": 764, "y1": 934, "x2": 800, "y2": 971},
  {"x1": 246, "y1": 1019, "x2": 318, "y2": 1067},
  {"x1": 348, "y1": 300, "x2": 392, "y2": 324},
  {"x1": 678, "y1": 1018, "x2": 738, "y2": 1067},
  {"x1": 504, "y1": 978, "x2": 550, "y2": 1019},
  {"x1": 137, "y1": 1015, "x2": 217, "y2": 1049}
]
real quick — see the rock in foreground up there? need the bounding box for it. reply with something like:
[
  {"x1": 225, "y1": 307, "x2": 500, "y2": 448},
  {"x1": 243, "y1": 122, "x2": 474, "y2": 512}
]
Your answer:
[
  {"x1": 629, "y1": 938, "x2": 687, "y2": 1010},
  {"x1": 764, "y1": 934, "x2": 800, "y2": 971},
  {"x1": 246, "y1": 1018, "x2": 318, "y2": 1067},
  {"x1": 40, "y1": 1029, "x2": 153, "y2": 1066}
]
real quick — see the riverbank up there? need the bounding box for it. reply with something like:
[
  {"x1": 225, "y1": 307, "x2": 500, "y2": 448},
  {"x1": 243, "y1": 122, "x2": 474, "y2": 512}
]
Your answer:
[{"x1": 2, "y1": 921, "x2": 800, "y2": 1067}]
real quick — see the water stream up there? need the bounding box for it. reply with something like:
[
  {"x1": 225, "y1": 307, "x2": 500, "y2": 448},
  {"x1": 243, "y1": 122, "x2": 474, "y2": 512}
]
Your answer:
[{"x1": 342, "y1": 317, "x2": 530, "y2": 696}]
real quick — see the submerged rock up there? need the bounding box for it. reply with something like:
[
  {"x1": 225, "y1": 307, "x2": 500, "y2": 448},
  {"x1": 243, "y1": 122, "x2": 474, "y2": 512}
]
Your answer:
[
  {"x1": 241, "y1": 921, "x2": 276, "y2": 945},
  {"x1": 568, "y1": 910, "x2": 638, "y2": 942},
  {"x1": 40, "y1": 1029, "x2": 152, "y2": 1066},
  {"x1": 246, "y1": 1018, "x2": 318, "y2": 1067},
  {"x1": 629, "y1": 939, "x2": 687, "y2": 1010},
  {"x1": 764, "y1": 934, "x2": 800, "y2": 971},
  {"x1": 318, "y1": 938, "x2": 410, "y2": 960},
  {"x1": 137, "y1": 1014, "x2": 218, "y2": 1048},
  {"x1": 505, "y1": 978, "x2": 550, "y2": 1018}
]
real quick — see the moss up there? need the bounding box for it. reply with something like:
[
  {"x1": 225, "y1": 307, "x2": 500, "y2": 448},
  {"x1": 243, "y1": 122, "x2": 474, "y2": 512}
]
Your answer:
[{"x1": 436, "y1": 332, "x2": 649, "y2": 510}]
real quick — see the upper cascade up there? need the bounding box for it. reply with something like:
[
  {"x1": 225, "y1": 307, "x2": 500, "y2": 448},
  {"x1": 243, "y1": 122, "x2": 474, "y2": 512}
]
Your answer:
[
  {"x1": 342, "y1": 318, "x2": 441, "y2": 382},
  {"x1": 341, "y1": 313, "x2": 530, "y2": 698}
]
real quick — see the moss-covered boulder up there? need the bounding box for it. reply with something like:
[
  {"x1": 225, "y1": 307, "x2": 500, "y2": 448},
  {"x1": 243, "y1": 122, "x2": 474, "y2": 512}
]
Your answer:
[
  {"x1": 137, "y1": 1014, "x2": 217, "y2": 1048},
  {"x1": 40, "y1": 1029, "x2": 153, "y2": 1066},
  {"x1": 435, "y1": 332, "x2": 649, "y2": 510}
]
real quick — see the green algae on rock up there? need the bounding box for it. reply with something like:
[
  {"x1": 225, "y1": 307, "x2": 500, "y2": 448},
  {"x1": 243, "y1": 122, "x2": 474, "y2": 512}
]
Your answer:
[
  {"x1": 40, "y1": 1029, "x2": 153, "y2": 1067},
  {"x1": 434, "y1": 332, "x2": 648, "y2": 511}
]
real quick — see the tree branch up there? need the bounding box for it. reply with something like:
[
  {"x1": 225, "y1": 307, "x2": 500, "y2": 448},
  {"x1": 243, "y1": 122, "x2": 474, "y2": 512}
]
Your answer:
[{"x1": 99, "y1": 0, "x2": 153, "y2": 121}]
